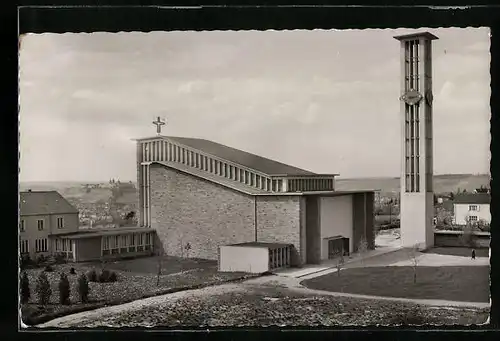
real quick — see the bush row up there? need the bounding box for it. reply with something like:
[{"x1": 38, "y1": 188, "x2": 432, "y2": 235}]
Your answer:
[
  {"x1": 20, "y1": 268, "x2": 118, "y2": 306},
  {"x1": 20, "y1": 253, "x2": 70, "y2": 270},
  {"x1": 20, "y1": 271, "x2": 89, "y2": 305}
]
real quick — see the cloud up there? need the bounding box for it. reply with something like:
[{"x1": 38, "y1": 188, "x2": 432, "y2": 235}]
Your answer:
[{"x1": 19, "y1": 29, "x2": 491, "y2": 181}]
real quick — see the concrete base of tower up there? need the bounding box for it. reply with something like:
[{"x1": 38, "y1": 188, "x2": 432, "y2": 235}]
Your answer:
[{"x1": 400, "y1": 192, "x2": 435, "y2": 250}]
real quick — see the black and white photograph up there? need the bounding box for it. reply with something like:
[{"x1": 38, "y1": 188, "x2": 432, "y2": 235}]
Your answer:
[{"x1": 19, "y1": 27, "x2": 491, "y2": 327}]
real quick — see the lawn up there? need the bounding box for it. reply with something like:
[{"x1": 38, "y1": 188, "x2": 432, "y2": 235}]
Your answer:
[
  {"x1": 21, "y1": 256, "x2": 255, "y2": 326},
  {"x1": 423, "y1": 247, "x2": 489, "y2": 258},
  {"x1": 301, "y1": 266, "x2": 490, "y2": 303},
  {"x1": 57, "y1": 285, "x2": 490, "y2": 327}
]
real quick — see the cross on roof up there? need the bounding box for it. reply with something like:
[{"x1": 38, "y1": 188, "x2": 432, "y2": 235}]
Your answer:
[{"x1": 152, "y1": 116, "x2": 166, "y2": 135}]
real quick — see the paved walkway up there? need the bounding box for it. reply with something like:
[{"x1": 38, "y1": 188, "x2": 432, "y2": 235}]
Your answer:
[{"x1": 275, "y1": 245, "x2": 402, "y2": 279}]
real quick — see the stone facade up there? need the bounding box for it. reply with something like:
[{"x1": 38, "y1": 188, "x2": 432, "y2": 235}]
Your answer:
[
  {"x1": 149, "y1": 164, "x2": 309, "y2": 263},
  {"x1": 149, "y1": 164, "x2": 256, "y2": 260},
  {"x1": 148, "y1": 163, "x2": 373, "y2": 265},
  {"x1": 256, "y1": 196, "x2": 304, "y2": 266}
]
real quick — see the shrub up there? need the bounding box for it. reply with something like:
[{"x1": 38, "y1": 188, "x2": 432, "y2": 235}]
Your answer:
[
  {"x1": 54, "y1": 253, "x2": 67, "y2": 264},
  {"x1": 20, "y1": 272, "x2": 30, "y2": 304},
  {"x1": 58, "y1": 273, "x2": 71, "y2": 305},
  {"x1": 77, "y1": 274, "x2": 89, "y2": 303},
  {"x1": 36, "y1": 254, "x2": 46, "y2": 265},
  {"x1": 20, "y1": 255, "x2": 33, "y2": 270},
  {"x1": 98, "y1": 269, "x2": 118, "y2": 283},
  {"x1": 44, "y1": 265, "x2": 54, "y2": 272},
  {"x1": 86, "y1": 269, "x2": 98, "y2": 282},
  {"x1": 35, "y1": 272, "x2": 52, "y2": 305},
  {"x1": 69, "y1": 267, "x2": 76, "y2": 275}
]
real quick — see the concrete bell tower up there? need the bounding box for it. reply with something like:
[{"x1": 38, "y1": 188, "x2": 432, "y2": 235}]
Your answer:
[{"x1": 394, "y1": 32, "x2": 438, "y2": 250}]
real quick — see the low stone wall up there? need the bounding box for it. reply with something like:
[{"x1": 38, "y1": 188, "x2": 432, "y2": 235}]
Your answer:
[{"x1": 434, "y1": 230, "x2": 490, "y2": 248}]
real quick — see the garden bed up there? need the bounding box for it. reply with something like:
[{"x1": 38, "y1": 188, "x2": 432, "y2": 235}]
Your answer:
[{"x1": 21, "y1": 256, "x2": 256, "y2": 326}]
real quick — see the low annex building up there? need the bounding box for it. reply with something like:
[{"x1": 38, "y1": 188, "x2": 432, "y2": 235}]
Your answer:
[
  {"x1": 19, "y1": 190, "x2": 154, "y2": 262},
  {"x1": 135, "y1": 135, "x2": 376, "y2": 268}
]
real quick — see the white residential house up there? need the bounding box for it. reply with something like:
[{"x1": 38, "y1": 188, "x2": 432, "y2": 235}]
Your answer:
[{"x1": 452, "y1": 193, "x2": 491, "y2": 226}]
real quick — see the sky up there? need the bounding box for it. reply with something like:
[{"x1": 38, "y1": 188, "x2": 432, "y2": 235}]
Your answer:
[{"x1": 19, "y1": 28, "x2": 491, "y2": 182}]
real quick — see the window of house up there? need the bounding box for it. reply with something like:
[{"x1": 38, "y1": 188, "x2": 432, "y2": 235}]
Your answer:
[
  {"x1": 55, "y1": 239, "x2": 61, "y2": 252},
  {"x1": 128, "y1": 234, "x2": 136, "y2": 252},
  {"x1": 35, "y1": 238, "x2": 48, "y2": 253},
  {"x1": 145, "y1": 233, "x2": 152, "y2": 251},
  {"x1": 62, "y1": 240, "x2": 67, "y2": 251},
  {"x1": 20, "y1": 220, "x2": 25, "y2": 232},
  {"x1": 111, "y1": 235, "x2": 120, "y2": 255},
  {"x1": 137, "y1": 233, "x2": 145, "y2": 252},
  {"x1": 20, "y1": 240, "x2": 29, "y2": 254},
  {"x1": 37, "y1": 219, "x2": 44, "y2": 231},
  {"x1": 469, "y1": 205, "x2": 478, "y2": 211},
  {"x1": 102, "y1": 236, "x2": 110, "y2": 256},
  {"x1": 469, "y1": 215, "x2": 478, "y2": 222},
  {"x1": 120, "y1": 235, "x2": 128, "y2": 253},
  {"x1": 57, "y1": 217, "x2": 64, "y2": 229}
]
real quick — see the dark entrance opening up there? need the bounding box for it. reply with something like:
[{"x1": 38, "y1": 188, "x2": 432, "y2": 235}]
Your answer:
[{"x1": 327, "y1": 237, "x2": 350, "y2": 259}]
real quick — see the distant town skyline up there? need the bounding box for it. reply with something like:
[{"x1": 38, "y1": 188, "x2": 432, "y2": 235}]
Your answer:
[{"x1": 19, "y1": 28, "x2": 490, "y2": 182}]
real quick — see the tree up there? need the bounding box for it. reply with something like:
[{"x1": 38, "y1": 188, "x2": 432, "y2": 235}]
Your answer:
[
  {"x1": 58, "y1": 272, "x2": 71, "y2": 305},
  {"x1": 156, "y1": 249, "x2": 164, "y2": 286},
  {"x1": 477, "y1": 219, "x2": 490, "y2": 232},
  {"x1": 357, "y1": 237, "x2": 369, "y2": 265},
  {"x1": 461, "y1": 217, "x2": 477, "y2": 248},
  {"x1": 449, "y1": 192, "x2": 455, "y2": 200},
  {"x1": 20, "y1": 272, "x2": 30, "y2": 304},
  {"x1": 77, "y1": 273, "x2": 89, "y2": 303},
  {"x1": 184, "y1": 242, "x2": 192, "y2": 259},
  {"x1": 407, "y1": 244, "x2": 420, "y2": 284},
  {"x1": 436, "y1": 207, "x2": 453, "y2": 227},
  {"x1": 35, "y1": 272, "x2": 52, "y2": 305},
  {"x1": 336, "y1": 252, "x2": 345, "y2": 277}
]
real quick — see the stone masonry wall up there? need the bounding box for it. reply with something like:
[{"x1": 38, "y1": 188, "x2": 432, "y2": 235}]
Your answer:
[
  {"x1": 256, "y1": 196, "x2": 303, "y2": 265},
  {"x1": 149, "y1": 164, "x2": 256, "y2": 260}
]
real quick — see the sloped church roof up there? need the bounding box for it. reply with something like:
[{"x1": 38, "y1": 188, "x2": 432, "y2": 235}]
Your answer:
[{"x1": 154, "y1": 136, "x2": 317, "y2": 176}]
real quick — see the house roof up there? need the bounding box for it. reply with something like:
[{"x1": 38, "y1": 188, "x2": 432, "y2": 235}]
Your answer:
[
  {"x1": 52, "y1": 227, "x2": 154, "y2": 239},
  {"x1": 20, "y1": 191, "x2": 79, "y2": 216},
  {"x1": 228, "y1": 242, "x2": 293, "y2": 249},
  {"x1": 453, "y1": 193, "x2": 491, "y2": 205},
  {"x1": 140, "y1": 136, "x2": 318, "y2": 176}
]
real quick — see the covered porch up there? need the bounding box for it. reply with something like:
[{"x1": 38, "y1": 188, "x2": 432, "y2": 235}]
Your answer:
[
  {"x1": 50, "y1": 227, "x2": 156, "y2": 262},
  {"x1": 304, "y1": 190, "x2": 376, "y2": 265}
]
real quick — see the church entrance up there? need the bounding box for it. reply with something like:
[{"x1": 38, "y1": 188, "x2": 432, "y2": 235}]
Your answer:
[{"x1": 327, "y1": 237, "x2": 349, "y2": 259}]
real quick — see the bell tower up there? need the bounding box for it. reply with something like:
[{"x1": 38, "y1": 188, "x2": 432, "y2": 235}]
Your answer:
[{"x1": 394, "y1": 32, "x2": 438, "y2": 250}]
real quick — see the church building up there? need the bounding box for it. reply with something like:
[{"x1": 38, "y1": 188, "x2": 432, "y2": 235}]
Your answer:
[{"x1": 135, "y1": 128, "x2": 376, "y2": 267}]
